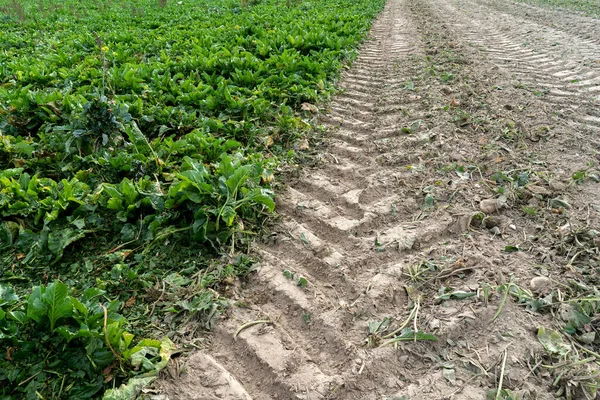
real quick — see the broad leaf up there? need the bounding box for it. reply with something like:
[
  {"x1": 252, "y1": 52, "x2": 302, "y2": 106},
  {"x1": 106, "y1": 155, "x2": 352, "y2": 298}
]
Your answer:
[
  {"x1": 225, "y1": 165, "x2": 252, "y2": 197},
  {"x1": 48, "y1": 228, "x2": 86, "y2": 258},
  {"x1": 42, "y1": 281, "x2": 73, "y2": 331},
  {"x1": 27, "y1": 286, "x2": 47, "y2": 324},
  {"x1": 221, "y1": 205, "x2": 237, "y2": 227}
]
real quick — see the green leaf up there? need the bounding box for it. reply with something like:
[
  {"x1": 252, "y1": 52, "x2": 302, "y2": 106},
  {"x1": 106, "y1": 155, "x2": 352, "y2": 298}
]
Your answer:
[
  {"x1": 283, "y1": 270, "x2": 295, "y2": 280},
  {"x1": 218, "y1": 154, "x2": 235, "y2": 178},
  {"x1": 48, "y1": 228, "x2": 86, "y2": 258},
  {"x1": 8, "y1": 310, "x2": 27, "y2": 323},
  {"x1": 572, "y1": 171, "x2": 586, "y2": 182},
  {"x1": 549, "y1": 198, "x2": 571, "y2": 209},
  {"x1": 27, "y1": 286, "x2": 47, "y2": 323},
  {"x1": 504, "y1": 245, "x2": 519, "y2": 252},
  {"x1": 42, "y1": 281, "x2": 73, "y2": 331},
  {"x1": 120, "y1": 179, "x2": 138, "y2": 205},
  {"x1": 368, "y1": 317, "x2": 392, "y2": 334},
  {"x1": 122, "y1": 338, "x2": 161, "y2": 361},
  {"x1": 244, "y1": 188, "x2": 275, "y2": 212},
  {"x1": 422, "y1": 193, "x2": 434, "y2": 210},
  {"x1": 71, "y1": 297, "x2": 89, "y2": 319},
  {"x1": 386, "y1": 328, "x2": 438, "y2": 344},
  {"x1": 225, "y1": 165, "x2": 252, "y2": 197},
  {"x1": 537, "y1": 326, "x2": 571, "y2": 356},
  {"x1": 125, "y1": 121, "x2": 150, "y2": 154},
  {"x1": 221, "y1": 205, "x2": 237, "y2": 227},
  {"x1": 296, "y1": 276, "x2": 308, "y2": 288}
]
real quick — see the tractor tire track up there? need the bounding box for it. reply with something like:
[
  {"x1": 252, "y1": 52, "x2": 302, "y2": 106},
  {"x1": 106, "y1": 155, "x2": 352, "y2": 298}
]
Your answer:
[
  {"x1": 432, "y1": 0, "x2": 600, "y2": 131},
  {"x1": 157, "y1": 0, "x2": 600, "y2": 399}
]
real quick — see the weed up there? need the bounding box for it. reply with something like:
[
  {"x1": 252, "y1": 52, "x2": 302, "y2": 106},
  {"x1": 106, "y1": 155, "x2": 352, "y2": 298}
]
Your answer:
[
  {"x1": 522, "y1": 205, "x2": 538, "y2": 217},
  {"x1": 303, "y1": 313, "x2": 311, "y2": 324},
  {"x1": 283, "y1": 270, "x2": 309, "y2": 288},
  {"x1": 403, "y1": 260, "x2": 437, "y2": 283},
  {"x1": 439, "y1": 71, "x2": 455, "y2": 83},
  {"x1": 366, "y1": 317, "x2": 392, "y2": 346},
  {"x1": 571, "y1": 164, "x2": 600, "y2": 184}
]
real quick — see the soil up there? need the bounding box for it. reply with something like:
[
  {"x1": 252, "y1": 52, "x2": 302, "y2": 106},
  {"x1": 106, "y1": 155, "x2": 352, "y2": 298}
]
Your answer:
[{"x1": 153, "y1": 0, "x2": 600, "y2": 398}]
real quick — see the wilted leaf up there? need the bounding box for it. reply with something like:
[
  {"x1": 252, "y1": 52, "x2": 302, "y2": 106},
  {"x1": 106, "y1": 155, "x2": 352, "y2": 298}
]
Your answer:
[
  {"x1": 102, "y1": 376, "x2": 157, "y2": 400},
  {"x1": 0, "y1": 284, "x2": 18, "y2": 307},
  {"x1": 537, "y1": 326, "x2": 571, "y2": 356},
  {"x1": 436, "y1": 290, "x2": 476, "y2": 301},
  {"x1": 549, "y1": 198, "x2": 571, "y2": 209}
]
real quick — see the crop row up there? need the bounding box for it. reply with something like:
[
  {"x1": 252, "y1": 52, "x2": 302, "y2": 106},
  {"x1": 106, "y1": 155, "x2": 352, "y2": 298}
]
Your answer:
[{"x1": 0, "y1": 0, "x2": 385, "y2": 397}]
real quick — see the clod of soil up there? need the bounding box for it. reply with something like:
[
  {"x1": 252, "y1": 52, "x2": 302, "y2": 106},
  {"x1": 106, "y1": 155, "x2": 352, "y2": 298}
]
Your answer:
[
  {"x1": 530, "y1": 276, "x2": 552, "y2": 295},
  {"x1": 479, "y1": 198, "x2": 505, "y2": 214}
]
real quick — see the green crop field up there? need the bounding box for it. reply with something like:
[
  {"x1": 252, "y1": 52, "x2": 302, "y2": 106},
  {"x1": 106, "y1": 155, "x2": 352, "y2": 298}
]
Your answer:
[{"x1": 0, "y1": 0, "x2": 384, "y2": 397}]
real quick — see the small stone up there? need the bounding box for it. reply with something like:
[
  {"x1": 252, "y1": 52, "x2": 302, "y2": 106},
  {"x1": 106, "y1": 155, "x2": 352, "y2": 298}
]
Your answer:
[
  {"x1": 354, "y1": 358, "x2": 363, "y2": 365},
  {"x1": 490, "y1": 226, "x2": 501, "y2": 235},
  {"x1": 441, "y1": 86, "x2": 453, "y2": 95},
  {"x1": 530, "y1": 276, "x2": 552, "y2": 294},
  {"x1": 509, "y1": 224, "x2": 516, "y2": 230}
]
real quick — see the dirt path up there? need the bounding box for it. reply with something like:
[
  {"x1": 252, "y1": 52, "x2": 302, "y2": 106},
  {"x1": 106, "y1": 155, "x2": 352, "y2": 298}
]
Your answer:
[{"x1": 156, "y1": 0, "x2": 600, "y2": 399}]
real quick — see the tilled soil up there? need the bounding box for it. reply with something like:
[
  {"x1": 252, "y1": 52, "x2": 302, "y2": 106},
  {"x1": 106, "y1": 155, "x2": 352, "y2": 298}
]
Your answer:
[{"x1": 155, "y1": 0, "x2": 600, "y2": 399}]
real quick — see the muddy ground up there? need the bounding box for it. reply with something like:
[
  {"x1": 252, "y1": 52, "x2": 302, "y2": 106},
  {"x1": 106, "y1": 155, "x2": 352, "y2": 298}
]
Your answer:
[{"x1": 152, "y1": 0, "x2": 600, "y2": 398}]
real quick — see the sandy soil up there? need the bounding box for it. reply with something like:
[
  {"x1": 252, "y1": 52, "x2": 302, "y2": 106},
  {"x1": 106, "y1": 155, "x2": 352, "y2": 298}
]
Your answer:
[{"x1": 153, "y1": 0, "x2": 600, "y2": 398}]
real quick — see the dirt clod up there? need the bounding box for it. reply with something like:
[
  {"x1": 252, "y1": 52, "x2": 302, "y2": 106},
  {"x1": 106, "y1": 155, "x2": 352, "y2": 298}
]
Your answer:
[
  {"x1": 479, "y1": 198, "x2": 504, "y2": 214},
  {"x1": 529, "y1": 276, "x2": 552, "y2": 295}
]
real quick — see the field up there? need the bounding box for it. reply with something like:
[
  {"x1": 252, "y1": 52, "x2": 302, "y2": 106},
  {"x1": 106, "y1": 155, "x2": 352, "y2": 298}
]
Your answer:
[
  {"x1": 154, "y1": 0, "x2": 599, "y2": 398},
  {"x1": 0, "y1": 0, "x2": 384, "y2": 398},
  {"x1": 2, "y1": 0, "x2": 600, "y2": 399},
  {"x1": 515, "y1": 0, "x2": 600, "y2": 17}
]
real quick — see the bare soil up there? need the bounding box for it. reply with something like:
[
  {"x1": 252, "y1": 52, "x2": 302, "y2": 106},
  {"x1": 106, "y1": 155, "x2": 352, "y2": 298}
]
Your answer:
[{"x1": 153, "y1": 0, "x2": 600, "y2": 398}]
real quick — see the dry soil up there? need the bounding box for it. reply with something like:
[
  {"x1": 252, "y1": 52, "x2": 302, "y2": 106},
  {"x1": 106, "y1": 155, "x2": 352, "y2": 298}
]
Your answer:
[{"x1": 154, "y1": 0, "x2": 600, "y2": 398}]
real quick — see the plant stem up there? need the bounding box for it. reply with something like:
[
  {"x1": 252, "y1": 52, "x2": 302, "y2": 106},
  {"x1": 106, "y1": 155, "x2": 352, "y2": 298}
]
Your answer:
[
  {"x1": 234, "y1": 319, "x2": 272, "y2": 338},
  {"x1": 495, "y1": 349, "x2": 508, "y2": 400},
  {"x1": 382, "y1": 305, "x2": 417, "y2": 339}
]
